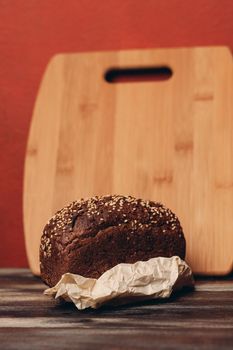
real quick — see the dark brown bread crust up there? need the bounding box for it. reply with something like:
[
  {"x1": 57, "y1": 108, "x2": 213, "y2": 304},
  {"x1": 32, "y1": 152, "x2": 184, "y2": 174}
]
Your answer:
[{"x1": 40, "y1": 195, "x2": 186, "y2": 287}]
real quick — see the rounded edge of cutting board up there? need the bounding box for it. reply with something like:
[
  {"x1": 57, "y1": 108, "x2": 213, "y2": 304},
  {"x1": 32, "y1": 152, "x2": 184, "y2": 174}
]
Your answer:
[{"x1": 23, "y1": 55, "x2": 61, "y2": 276}]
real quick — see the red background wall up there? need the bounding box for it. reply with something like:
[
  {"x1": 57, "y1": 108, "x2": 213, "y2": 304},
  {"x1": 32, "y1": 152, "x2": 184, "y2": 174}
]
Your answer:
[{"x1": 0, "y1": 0, "x2": 232, "y2": 267}]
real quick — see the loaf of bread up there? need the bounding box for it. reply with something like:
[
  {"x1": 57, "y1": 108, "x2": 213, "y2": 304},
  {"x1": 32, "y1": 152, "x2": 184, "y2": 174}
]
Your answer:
[{"x1": 40, "y1": 195, "x2": 185, "y2": 287}]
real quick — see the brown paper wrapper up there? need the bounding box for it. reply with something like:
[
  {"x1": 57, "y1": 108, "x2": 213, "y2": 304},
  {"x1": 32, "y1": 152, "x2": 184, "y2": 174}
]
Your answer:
[{"x1": 44, "y1": 256, "x2": 194, "y2": 310}]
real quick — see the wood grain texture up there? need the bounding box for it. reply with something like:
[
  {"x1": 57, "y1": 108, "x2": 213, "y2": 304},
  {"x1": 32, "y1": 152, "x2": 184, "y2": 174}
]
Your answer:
[
  {"x1": 23, "y1": 47, "x2": 233, "y2": 276},
  {"x1": 0, "y1": 269, "x2": 233, "y2": 350}
]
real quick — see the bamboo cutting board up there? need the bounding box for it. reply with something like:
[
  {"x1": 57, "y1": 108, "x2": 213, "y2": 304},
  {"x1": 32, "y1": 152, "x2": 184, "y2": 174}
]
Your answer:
[{"x1": 24, "y1": 47, "x2": 233, "y2": 276}]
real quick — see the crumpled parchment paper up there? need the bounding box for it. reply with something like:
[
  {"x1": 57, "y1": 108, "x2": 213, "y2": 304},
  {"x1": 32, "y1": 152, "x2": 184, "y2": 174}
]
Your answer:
[{"x1": 44, "y1": 256, "x2": 194, "y2": 310}]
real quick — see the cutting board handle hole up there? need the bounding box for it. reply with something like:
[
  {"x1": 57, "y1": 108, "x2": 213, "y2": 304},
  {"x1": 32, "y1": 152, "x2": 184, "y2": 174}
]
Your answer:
[{"x1": 104, "y1": 66, "x2": 172, "y2": 83}]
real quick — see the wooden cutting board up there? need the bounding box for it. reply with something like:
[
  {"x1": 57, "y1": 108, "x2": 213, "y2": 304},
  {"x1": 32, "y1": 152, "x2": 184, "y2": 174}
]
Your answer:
[{"x1": 23, "y1": 47, "x2": 233, "y2": 276}]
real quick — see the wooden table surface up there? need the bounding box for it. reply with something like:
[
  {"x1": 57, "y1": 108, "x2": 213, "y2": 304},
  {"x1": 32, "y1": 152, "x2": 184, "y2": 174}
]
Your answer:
[{"x1": 0, "y1": 269, "x2": 233, "y2": 350}]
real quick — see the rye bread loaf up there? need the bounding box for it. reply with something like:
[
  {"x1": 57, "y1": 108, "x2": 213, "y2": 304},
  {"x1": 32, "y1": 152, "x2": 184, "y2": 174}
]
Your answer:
[{"x1": 40, "y1": 195, "x2": 186, "y2": 287}]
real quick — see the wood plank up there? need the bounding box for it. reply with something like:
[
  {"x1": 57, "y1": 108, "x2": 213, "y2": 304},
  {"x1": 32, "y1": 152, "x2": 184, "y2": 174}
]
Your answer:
[
  {"x1": 23, "y1": 47, "x2": 233, "y2": 276},
  {"x1": 0, "y1": 269, "x2": 233, "y2": 349}
]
